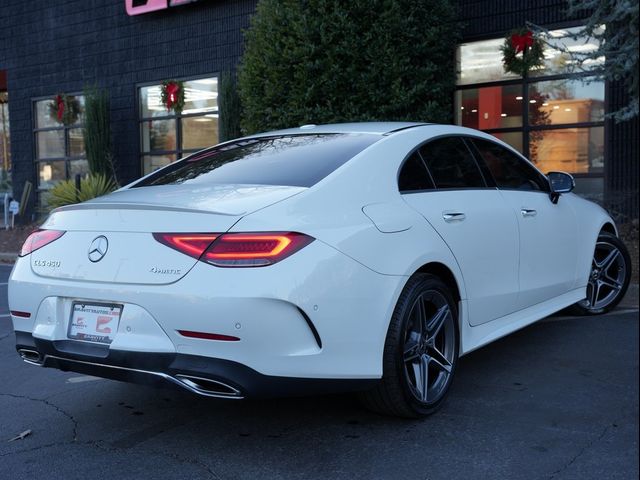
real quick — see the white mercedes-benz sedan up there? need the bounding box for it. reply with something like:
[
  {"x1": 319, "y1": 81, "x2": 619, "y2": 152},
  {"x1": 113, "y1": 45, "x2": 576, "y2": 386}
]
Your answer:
[{"x1": 9, "y1": 123, "x2": 631, "y2": 417}]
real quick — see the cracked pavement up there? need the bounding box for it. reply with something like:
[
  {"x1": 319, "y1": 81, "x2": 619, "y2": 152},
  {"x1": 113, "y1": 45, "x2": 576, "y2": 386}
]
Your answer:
[{"x1": 0, "y1": 263, "x2": 638, "y2": 479}]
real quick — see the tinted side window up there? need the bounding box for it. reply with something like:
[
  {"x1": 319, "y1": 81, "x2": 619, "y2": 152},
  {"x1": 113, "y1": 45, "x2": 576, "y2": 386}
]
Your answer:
[
  {"x1": 133, "y1": 134, "x2": 380, "y2": 188},
  {"x1": 419, "y1": 137, "x2": 486, "y2": 189},
  {"x1": 472, "y1": 138, "x2": 549, "y2": 192},
  {"x1": 398, "y1": 152, "x2": 434, "y2": 192}
]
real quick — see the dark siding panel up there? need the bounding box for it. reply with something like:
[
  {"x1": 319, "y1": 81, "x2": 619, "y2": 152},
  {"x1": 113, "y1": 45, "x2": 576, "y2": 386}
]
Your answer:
[
  {"x1": 606, "y1": 81, "x2": 639, "y2": 222},
  {"x1": 0, "y1": 0, "x2": 257, "y2": 220},
  {"x1": 457, "y1": 0, "x2": 588, "y2": 40}
]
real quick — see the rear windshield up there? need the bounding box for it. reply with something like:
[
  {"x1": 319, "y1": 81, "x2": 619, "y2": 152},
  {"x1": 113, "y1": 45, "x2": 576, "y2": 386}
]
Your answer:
[{"x1": 133, "y1": 133, "x2": 380, "y2": 188}]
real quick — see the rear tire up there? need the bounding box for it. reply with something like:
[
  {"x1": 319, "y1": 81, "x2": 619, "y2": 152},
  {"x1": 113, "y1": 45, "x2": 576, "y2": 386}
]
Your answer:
[
  {"x1": 568, "y1": 232, "x2": 631, "y2": 316},
  {"x1": 359, "y1": 273, "x2": 459, "y2": 418}
]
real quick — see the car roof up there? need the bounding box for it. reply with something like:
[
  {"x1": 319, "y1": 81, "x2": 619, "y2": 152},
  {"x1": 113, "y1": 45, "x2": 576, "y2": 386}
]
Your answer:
[{"x1": 249, "y1": 122, "x2": 429, "y2": 137}]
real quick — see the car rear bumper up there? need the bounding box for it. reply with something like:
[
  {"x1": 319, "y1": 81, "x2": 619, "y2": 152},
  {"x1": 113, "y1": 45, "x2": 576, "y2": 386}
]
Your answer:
[
  {"x1": 15, "y1": 331, "x2": 379, "y2": 398},
  {"x1": 10, "y1": 239, "x2": 406, "y2": 380}
]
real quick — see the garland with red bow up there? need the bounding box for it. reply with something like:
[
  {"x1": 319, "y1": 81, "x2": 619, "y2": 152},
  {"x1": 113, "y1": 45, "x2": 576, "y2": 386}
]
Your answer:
[
  {"x1": 160, "y1": 80, "x2": 185, "y2": 114},
  {"x1": 48, "y1": 94, "x2": 82, "y2": 126},
  {"x1": 501, "y1": 28, "x2": 545, "y2": 76}
]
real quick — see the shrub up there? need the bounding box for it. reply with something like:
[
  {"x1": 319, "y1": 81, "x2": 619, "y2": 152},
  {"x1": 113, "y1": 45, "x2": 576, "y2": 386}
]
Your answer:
[
  {"x1": 238, "y1": 0, "x2": 460, "y2": 134},
  {"x1": 83, "y1": 86, "x2": 117, "y2": 182},
  {"x1": 46, "y1": 174, "x2": 117, "y2": 209},
  {"x1": 219, "y1": 71, "x2": 243, "y2": 142}
]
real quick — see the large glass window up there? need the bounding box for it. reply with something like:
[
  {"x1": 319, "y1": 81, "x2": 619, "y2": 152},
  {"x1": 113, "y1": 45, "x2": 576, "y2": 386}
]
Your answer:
[
  {"x1": 33, "y1": 96, "x2": 88, "y2": 202},
  {"x1": 455, "y1": 26, "x2": 605, "y2": 202},
  {"x1": 456, "y1": 84, "x2": 523, "y2": 129},
  {"x1": 139, "y1": 77, "x2": 219, "y2": 175}
]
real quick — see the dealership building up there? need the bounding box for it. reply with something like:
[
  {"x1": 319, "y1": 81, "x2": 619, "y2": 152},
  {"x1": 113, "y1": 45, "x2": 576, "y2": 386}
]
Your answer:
[{"x1": 0, "y1": 0, "x2": 637, "y2": 222}]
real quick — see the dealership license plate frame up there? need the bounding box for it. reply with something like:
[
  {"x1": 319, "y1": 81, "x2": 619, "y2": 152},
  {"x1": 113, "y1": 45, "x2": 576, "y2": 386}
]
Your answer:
[{"x1": 67, "y1": 302, "x2": 123, "y2": 345}]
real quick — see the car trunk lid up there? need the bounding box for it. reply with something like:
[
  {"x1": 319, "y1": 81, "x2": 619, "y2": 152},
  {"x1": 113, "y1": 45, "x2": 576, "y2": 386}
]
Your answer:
[{"x1": 30, "y1": 184, "x2": 305, "y2": 285}]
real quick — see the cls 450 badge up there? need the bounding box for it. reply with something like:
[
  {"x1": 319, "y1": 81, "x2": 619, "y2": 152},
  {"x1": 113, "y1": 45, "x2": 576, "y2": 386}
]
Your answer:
[{"x1": 33, "y1": 259, "x2": 61, "y2": 268}]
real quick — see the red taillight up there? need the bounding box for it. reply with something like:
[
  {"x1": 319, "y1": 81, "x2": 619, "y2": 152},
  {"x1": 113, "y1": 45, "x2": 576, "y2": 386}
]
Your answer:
[
  {"x1": 152, "y1": 233, "x2": 219, "y2": 259},
  {"x1": 10, "y1": 310, "x2": 31, "y2": 318},
  {"x1": 153, "y1": 232, "x2": 314, "y2": 267},
  {"x1": 19, "y1": 230, "x2": 65, "y2": 257},
  {"x1": 202, "y1": 232, "x2": 314, "y2": 267}
]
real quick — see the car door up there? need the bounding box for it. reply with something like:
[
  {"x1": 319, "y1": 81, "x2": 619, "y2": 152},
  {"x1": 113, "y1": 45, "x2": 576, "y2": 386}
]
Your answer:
[
  {"x1": 469, "y1": 137, "x2": 579, "y2": 309},
  {"x1": 400, "y1": 136, "x2": 520, "y2": 326}
]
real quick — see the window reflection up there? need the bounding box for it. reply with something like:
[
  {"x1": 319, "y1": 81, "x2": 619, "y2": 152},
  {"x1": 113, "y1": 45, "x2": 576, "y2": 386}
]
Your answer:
[
  {"x1": 34, "y1": 95, "x2": 86, "y2": 198},
  {"x1": 490, "y1": 132, "x2": 523, "y2": 153},
  {"x1": 182, "y1": 115, "x2": 218, "y2": 150},
  {"x1": 140, "y1": 78, "x2": 218, "y2": 118},
  {"x1": 455, "y1": 25, "x2": 605, "y2": 184},
  {"x1": 141, "y1": 119, "x2": 176, "y2": 152},
  {"x1": 38, "y1": 160, "x2": 66, "y2": 189},
  {"x1": 529, "y1": 126, "x2": 604, "y2": 174},
  {"x1": 457, "y1": 26, "x2": 604, "y2": 85},
  {"x1": 68, "y1": 128, "x2": 85, "y2": 156},
  {"x1": 183, "y1": 78, "x2": 218, "y2": 115},
  {"x1": 457, "y1": 38, "x2": 519, "y2": 85},
  {"x1": 529, "y1": 78, "x2": 604, "y2": 126},
  {"x1": 143, "y1": 154, "x2": 177, "y2": 173},
  {"x1": 532, "y1": 26, "x2": 605, "y2": 77},
  {"x1": 37, "y1": 130, "x2": 65, "y2": 159},
  {"x1": 456, "y1": 84, "x2": 523, "y2": 129},
  {"x1": 139, "y1": 76, "x2": 219, "y2": 174}
]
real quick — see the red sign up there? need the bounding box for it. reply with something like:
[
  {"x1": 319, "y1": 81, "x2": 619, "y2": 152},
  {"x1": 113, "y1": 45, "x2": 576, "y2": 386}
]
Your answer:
[{"x1": 126, "y1": 0, "x2": 199, "y2": 16}]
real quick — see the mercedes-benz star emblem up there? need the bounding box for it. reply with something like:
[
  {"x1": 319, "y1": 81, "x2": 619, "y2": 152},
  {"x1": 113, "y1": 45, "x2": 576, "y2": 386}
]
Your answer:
[{"x1": 88, "y1": 236, "x2": 109, "y2": 263}]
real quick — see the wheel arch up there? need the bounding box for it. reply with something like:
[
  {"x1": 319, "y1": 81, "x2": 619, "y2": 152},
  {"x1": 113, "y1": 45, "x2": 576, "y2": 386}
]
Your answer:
[
  {"x1": 600, "y1": 222, "x2": 618, "y2": 237},
  {"x1": 415, "y1": 262, "x2": 462, "y2": 305}
]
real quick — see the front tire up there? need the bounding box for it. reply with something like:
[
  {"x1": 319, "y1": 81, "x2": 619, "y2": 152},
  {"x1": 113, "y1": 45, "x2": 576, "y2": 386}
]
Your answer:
[
  {"x1": 569, "y1": 232, "x2": 631, "y2": 315},
  {"x1": 360, "y1": 273, "x2": 459, "y2": 418}
]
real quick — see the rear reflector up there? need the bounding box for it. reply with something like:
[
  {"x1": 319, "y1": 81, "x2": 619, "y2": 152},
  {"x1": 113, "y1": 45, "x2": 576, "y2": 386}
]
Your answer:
[
  {"x1": 20, "y1": 230, "x2": 65, "y2": 257},
  {"x1": 177, "y1": 330, "x2": 240, "y2": 342},
  {"x1": 153, "y1": 231, "x2": 314, "y2": 267},
  {"x1": 10, "y1": 310, "x2": 31, "y2": 318},
  {"x1": 152, "y1": 233, "x2": 219, "y2": 259}
]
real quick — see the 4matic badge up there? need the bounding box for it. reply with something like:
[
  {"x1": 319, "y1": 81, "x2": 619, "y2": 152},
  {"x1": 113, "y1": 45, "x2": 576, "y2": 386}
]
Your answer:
[{"x1": 150, "y1": 267, "x2": 182, "y2": 275}]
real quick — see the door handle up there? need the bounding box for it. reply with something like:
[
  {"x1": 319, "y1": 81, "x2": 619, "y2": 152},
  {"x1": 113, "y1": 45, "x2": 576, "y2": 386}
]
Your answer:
[
  {"x1": 521, "y1": 208, "x2": 537, "y2": 217},
  {"x1": 442, "y1": 212, "x2": 466, "y2": 222}
]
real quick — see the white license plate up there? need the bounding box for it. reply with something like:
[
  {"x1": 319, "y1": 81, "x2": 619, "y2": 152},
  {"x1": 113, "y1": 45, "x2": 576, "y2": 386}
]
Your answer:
[{"x1": 67, "y1": 303, "x2": 123, "y2": 344}]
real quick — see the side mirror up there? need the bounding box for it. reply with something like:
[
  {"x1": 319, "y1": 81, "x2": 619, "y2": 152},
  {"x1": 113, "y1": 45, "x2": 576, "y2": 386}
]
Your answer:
[{"x1": 547, "y1": 171, "x2": 575, "y2": 204}]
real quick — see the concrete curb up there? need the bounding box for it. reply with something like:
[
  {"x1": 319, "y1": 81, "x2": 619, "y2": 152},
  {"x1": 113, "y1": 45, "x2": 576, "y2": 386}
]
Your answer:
[{"x1": 619, "y1": 283, "x2": 639, "y2": 309}]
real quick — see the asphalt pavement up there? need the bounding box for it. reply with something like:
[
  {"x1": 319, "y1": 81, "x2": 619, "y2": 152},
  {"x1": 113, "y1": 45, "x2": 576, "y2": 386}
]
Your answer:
[{"x1": 0, "y1": 263, "x2": 638, "y2": 480}]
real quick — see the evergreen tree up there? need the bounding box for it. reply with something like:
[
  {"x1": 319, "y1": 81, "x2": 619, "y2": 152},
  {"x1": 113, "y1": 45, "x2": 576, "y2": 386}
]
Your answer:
[{"x1": 238, "y1": 0, "x2": 460, "y2": 134}]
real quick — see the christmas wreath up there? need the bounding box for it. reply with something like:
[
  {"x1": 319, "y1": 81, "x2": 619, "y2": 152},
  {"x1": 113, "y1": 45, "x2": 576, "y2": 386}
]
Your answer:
[
  {"x1": 49, "y1": 94, "x2": 82, "y2": 126},
  {"x1": 501, "y1": 28, "x2": 545, "y2": 77},
  {"x1": 160, "y1": 80, "x2": 185, "y2": 114}
]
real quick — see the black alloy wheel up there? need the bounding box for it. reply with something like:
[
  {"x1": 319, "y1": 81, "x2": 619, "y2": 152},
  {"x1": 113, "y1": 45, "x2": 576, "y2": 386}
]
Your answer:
[
  {"x1": 360, "y1": 273, "x2": 459, "y2": 418},
  {"x1": 570, "y1": 232, "x2": 631, "y2": 315}
]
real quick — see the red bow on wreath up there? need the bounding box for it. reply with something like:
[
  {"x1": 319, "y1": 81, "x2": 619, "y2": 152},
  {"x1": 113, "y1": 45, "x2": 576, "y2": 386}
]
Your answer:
[
  {"x1": 165, "y1": 82, "x2": 180, "y2": 111},
  {"x1": 511, "y1": 30, "x2": 534, "y2": 54},
  {"x1": 55, "y1": 94, "x2": 65, "y2": 122}
]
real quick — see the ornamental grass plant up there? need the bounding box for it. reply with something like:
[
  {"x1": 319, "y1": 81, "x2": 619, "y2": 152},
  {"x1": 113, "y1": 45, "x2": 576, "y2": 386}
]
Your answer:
[
  {"x1": 83, "y1": 86, "x2": 117, "y2": 183},
  {"x1": 46, "y1": 173, "x2": 117, "y2": 210},
  {"x1": 219, "y1": 71, "x2": 242, "y2": 142}
]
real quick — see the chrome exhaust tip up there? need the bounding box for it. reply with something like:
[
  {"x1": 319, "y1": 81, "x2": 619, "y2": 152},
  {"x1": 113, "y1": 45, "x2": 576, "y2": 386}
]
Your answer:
[
  {"x1": 174, "y1": 374, "x2": 243, "y2": 398},
  {"x1": 18, "y1": 349, "x2": 43, "y2": 366}
]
